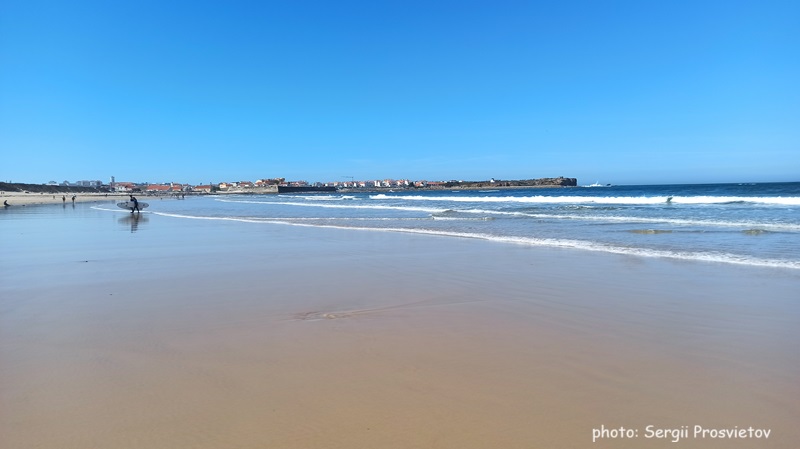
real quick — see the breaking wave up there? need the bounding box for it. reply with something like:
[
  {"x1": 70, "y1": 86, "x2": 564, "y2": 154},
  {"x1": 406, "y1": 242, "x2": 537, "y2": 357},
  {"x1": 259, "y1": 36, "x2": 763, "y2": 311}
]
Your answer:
[{"x1": 369, "y1": 194, "x2": 800, "y2": 206}]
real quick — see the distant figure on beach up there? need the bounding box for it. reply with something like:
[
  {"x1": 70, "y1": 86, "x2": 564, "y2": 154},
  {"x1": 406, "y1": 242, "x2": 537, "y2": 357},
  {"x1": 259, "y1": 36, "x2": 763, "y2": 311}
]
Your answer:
[
  {"x1": 130, "y1": 195, "x2": 140, "y2": 213},
  {"x1": 62, "y1": 195, "x2": 66, "y2": 203},
  {"x1": 71, "y1": 195, "x2": 76, "y2": 203},
  {"x1": 3, "y1": 200, "x2": 8, "y2": 207}
]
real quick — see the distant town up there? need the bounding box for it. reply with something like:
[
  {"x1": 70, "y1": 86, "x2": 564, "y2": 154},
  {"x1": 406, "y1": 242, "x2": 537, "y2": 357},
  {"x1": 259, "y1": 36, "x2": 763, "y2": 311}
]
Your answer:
[{"x1": 1, "y1": 176, "x2": 578, "y2": 195}]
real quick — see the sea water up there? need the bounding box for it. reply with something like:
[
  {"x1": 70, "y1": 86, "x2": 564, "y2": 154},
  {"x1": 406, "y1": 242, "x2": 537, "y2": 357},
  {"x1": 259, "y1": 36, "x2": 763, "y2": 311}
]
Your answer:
[{"x1": 128, "y1": 182, "x2": 800, "y2": 270}]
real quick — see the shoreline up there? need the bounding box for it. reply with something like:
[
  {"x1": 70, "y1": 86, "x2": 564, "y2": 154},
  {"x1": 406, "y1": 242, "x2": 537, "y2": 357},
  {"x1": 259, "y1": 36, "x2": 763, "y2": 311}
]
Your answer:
[{"x1": 2, "y1": 202, "x2": 798, "y2": 448}]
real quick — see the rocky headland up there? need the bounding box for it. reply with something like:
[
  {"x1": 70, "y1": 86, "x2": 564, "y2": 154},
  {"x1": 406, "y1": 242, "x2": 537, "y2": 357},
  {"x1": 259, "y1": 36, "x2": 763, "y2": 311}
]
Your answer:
[{"x1": 440, "y1": 177, "x2": 577, "y2": 189}]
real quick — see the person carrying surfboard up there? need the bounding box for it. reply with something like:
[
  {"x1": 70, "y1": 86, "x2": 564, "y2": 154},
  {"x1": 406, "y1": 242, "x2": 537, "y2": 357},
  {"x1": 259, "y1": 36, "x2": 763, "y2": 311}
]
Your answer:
[{"x1": 130, "y1": 195, "x2": 140, "y2": 213}]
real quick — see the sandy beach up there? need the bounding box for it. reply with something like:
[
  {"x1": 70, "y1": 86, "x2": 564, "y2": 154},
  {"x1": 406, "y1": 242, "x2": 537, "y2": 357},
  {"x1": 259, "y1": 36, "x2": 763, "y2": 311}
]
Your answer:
[
  {"x1": 1, "y1": 201, "x2": 798, "y2": 448},
  {"x1": 0, "y1": 191, "x2": 136, "y2": 206}
]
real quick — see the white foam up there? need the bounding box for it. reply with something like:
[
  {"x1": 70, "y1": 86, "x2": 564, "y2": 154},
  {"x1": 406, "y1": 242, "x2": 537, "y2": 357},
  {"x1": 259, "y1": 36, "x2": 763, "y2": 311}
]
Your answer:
[
  {"x1": 195, "y1": 199, "x2": 800, "y2": 232},
  {"x1": 370, "y1": 194, "x2": 800, "y2": 206},
  {"x1": 297, "y1": 195, "x2": 354, "y2": 201},
  {"x1": 217, "y1": 199, "x2": 446, "y2": 214},
  {"x1": 146, "y1": 211, "x2": 800, "y2": 270},
  {"x1": 456, "y1": 209, "x2": 800, "y2": 232},
  {"x1": 151, "y1": 211, "x2": 270, "y2": 223},
  {"x1": 91, "y1": 206, "x2": 151, "y2": 214},
  {"x1": 328, "y1": 227, "x2": 800, "y2": 269}
]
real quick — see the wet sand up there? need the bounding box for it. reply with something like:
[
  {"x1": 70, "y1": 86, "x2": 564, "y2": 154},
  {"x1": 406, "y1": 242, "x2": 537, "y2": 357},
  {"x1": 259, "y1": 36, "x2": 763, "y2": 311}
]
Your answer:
[{"x1": 1, "y1": 203, "x2": 799, "y2": 448}]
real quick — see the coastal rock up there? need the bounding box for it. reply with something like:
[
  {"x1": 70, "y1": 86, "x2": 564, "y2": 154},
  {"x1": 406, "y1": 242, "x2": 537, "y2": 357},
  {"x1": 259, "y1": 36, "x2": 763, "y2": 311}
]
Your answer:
[{"x1": 442, "y1": 177, "x2": 577, "y2": 188}]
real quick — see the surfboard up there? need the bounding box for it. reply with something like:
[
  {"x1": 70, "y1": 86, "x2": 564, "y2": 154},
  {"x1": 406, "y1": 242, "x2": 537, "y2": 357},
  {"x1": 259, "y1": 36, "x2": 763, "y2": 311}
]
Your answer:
[{"x1": 117, "y1": 201, "x2": 149, "y2": 210}]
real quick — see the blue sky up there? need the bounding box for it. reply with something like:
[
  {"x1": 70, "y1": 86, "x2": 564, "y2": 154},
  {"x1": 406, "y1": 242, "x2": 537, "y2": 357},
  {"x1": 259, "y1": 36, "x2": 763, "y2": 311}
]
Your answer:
[{"x1": 1, "y1": 0, "x2": 797, "y2": 185}]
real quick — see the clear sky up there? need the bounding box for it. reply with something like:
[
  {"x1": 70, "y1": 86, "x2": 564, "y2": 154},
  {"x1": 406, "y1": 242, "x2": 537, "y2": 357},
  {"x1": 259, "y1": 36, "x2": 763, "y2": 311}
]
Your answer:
[{"x1": 1, "y1": 0, "x2": 798, "y2": 186}]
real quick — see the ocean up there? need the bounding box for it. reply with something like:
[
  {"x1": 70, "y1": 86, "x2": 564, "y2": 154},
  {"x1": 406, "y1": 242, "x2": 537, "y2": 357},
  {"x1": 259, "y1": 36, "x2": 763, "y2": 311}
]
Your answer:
[{"x1": 112, "y1": 182, "x2": 800, "y2": 270}]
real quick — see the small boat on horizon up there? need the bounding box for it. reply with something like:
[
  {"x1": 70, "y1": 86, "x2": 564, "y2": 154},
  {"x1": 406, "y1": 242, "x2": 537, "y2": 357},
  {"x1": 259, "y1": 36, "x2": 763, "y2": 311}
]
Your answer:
[{"x1": 584, "y1": 181, "x2": 607, "y2": 187}]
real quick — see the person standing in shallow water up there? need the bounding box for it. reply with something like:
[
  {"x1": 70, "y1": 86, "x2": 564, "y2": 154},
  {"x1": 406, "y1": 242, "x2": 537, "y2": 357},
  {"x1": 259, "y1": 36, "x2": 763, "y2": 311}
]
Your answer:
[{"x1": 130, "y1": 195, "x2": 140, "y2": 213}]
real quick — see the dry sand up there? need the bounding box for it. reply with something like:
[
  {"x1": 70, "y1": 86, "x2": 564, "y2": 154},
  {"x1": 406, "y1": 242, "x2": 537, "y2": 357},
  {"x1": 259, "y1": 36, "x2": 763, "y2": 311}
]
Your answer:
[
  {"x1": 1, "y1": 203, "x2": 798, "y2": 448},
  {"x1": 0, "y1": 191, "x2": 135, "y2": 206}
]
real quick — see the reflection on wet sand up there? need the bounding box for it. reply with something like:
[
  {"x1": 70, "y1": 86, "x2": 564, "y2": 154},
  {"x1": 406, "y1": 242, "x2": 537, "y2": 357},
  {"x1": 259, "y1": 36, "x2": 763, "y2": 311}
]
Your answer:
[{"x1": 118, "y1": 213, "x2": 148, "y2": 232}]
